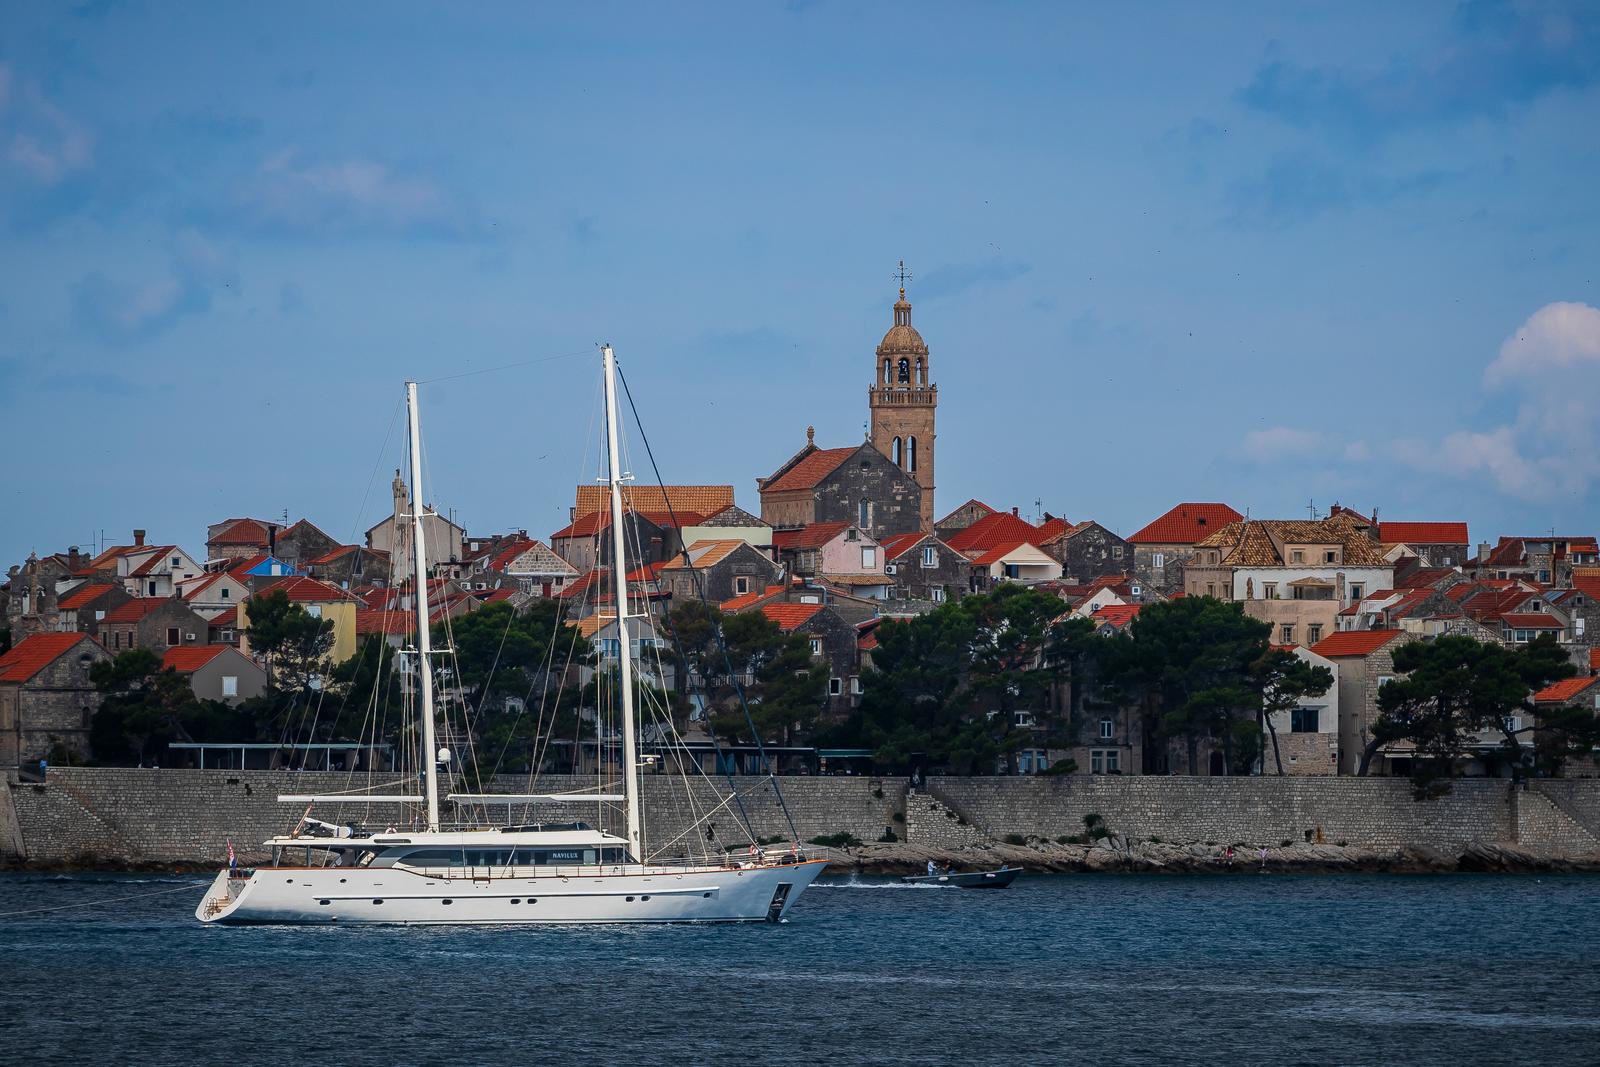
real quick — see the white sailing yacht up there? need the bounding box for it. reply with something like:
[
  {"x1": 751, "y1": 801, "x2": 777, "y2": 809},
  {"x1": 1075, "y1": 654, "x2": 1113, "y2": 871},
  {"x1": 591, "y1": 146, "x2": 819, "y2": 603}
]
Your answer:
[{"x1": 197, "y1": 347, "x2": 826, "y2": 925}]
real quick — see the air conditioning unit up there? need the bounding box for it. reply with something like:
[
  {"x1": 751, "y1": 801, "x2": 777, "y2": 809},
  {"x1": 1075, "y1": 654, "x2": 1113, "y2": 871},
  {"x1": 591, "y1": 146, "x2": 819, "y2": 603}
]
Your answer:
[
  {"x1": 185, "y1": 632, "x2": 197, "y2": 641},
  {"x1": 885, "y1": 564, "x2": 897, "y2": 575}
]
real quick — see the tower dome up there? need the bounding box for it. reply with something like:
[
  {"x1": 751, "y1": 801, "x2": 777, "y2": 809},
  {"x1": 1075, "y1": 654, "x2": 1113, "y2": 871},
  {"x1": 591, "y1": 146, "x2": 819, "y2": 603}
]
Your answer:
[{"x1": 876, "y1": 290, "x2": 928, "y2": 356}]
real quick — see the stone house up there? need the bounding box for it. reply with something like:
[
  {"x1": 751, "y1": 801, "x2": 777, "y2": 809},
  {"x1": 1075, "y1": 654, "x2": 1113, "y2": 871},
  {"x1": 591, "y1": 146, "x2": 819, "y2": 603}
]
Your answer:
[
  {"x1": 0, "y1": 632, "x2": 112, "y2": 765},
  {"x1": 3, "y1": 551, "x2": 83, "y2": 638},
  {"x1": 772, "y1": 522, "x2": 884, "y2": 581},
  {"x1": 99, "y1": 597, "x2": 213, "y2": 656},
  {"x1": 1308, "y1": 628, "x2": 1417, "y2": 775},
  {"x1": 934, "y1": 499, "x2": 996, "y2": 541},
  {"x1": 677, "y1": 505, "x2": 773, "y2": 551},
  {"x1": 1186, "y1": 517, "x2": 1394, "y2": 649},
  {"x1": 658, "y1": 540, "x2": 783, "y2": 606},
  {"x1": 54, "y1": 581, "x2": 132, "y2": 641},
  {"x1": 206, "y1": 518, "x2": 275, "y2": 562},
  {"x1": 757, "y1": 435, "x2": 923, "y2": 540},
  {"x1": 162, "y1": 644, "x2": 267, "y2": 705},
  {"x1": 1262, "y1": 646, "x2": 1340, "y2": 776},
  {"x1": 1041, "y1": 520, "x2": 1134, "y2": 584},
  {"x1": 879, "y1": 532, "x2": 969, "y2": 604},
  {"x1": 1375, "y1": 521, "x2": 1470, "y2": 569},
  {"x1": 1472, "y1": 535, "x2": 1600, "y2": 585},
  {"x1": 304, "y1": 545, "x2": 391, "y2": 589},
  {"x1": 550, "y1": 510, "x2": 688, "y2": 575},
  {"x1": 367, "y1": 471, "x2": 468, "y2": 585},
  {"x1": 468, "y1": 538, "x2": 579, "y2": 597},
  {"x1": 1126, "y1": 502, "x2": 1243, "y2": 596},
  {"x1": 271, "y1": 519, "x2": 341, "y2": 571},
  {"x1": 115, "y1": 542, "x2": 204, "y2": 599},
  {"x1": 760, "y1": 601, "x2": 860, "y2": 715}
]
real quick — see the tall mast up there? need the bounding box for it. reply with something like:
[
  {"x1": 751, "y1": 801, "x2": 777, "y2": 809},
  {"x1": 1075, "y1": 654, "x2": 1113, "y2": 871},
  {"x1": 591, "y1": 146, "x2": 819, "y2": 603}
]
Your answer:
[
  {"x1": 406, "y1": 381, "x2": 441, "y2": 833},
  {"x1": 601, "y1": 345, "x2": 643, "y2": 858}
]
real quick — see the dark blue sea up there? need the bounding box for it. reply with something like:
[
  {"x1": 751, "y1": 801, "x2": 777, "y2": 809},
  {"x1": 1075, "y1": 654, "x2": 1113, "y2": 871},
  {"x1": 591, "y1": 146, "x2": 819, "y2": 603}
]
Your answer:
[{"x1": 1, "y1": 871, "x2": 1596, "y2": 1066}]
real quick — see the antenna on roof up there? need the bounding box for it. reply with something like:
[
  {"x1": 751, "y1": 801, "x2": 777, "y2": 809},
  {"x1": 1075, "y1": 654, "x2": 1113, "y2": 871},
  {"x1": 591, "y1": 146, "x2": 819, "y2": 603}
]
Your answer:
[{"x1": 1307, "y1": 498, "x2": 1317, "y2": 520}]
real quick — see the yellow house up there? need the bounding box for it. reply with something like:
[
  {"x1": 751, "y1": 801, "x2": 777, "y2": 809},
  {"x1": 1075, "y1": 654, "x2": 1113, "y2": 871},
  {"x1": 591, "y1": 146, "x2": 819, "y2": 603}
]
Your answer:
[{"x1": 238, "y1": 576, "x2": 360, "y2": 665}]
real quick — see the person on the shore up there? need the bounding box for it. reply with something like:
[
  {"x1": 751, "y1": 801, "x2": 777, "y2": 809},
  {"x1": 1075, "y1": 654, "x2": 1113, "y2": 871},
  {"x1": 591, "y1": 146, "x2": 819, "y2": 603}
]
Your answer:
[{"x1": 927, "y1": 859, "x2": 937, "y2": 877}]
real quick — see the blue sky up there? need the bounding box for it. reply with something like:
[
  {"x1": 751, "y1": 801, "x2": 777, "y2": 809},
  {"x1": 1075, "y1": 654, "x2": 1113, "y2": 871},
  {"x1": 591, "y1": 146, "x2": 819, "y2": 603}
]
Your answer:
[{"x1": 2, "y1": 1, "x2": 1598, "y2": 566}]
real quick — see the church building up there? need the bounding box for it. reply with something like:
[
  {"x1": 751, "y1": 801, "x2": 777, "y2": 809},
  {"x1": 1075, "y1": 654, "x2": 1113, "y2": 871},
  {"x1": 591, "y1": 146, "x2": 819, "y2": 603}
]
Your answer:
[{"x1": 758, "y1": 272, "x2": 939, "y2": 535}]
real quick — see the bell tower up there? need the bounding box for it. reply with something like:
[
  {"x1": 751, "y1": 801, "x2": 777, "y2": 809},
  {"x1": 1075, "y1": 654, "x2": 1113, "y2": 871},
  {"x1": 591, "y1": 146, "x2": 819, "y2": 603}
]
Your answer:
[{"x1": 869, "y1": 261, "x2": 936, "y2": 529}]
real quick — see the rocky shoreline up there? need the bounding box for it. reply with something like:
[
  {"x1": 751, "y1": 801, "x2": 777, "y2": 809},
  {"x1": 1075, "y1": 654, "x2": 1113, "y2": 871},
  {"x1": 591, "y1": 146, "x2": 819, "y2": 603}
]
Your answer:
[{"x1": 7, "y1": 839, "x2": 1600, "y2": 877}]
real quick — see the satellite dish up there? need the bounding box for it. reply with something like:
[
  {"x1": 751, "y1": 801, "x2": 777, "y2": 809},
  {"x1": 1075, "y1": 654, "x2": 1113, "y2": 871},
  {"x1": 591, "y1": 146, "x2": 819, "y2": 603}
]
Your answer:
[{"x1": 437, "y1": 748, "x2": 451, "y2": 764}]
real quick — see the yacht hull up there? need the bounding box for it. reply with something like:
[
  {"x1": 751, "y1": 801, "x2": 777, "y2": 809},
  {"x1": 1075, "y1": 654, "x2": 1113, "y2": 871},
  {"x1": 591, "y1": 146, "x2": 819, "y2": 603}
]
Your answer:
[{"x1": 197, "y1": 860, "x2": 827, "y2": 925}]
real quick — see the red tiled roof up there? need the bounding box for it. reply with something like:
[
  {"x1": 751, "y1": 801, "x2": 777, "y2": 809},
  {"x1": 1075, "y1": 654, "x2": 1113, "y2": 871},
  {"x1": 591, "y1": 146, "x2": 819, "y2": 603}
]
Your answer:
[
  {"x1": 58, "y1": 583, "x2": 119, "y2": 610},
  {"x1": 946, "y1": 512, "x2": 1044, "y2": 553},
  {"x1": 0, "y1": 633, "x2": 96, "y2": 683},
  {"x1": 1396, "y1": 567, "x2": 1455, "y2": 590},
  {"x1": 773, "y1": 522, "x2": 851, "y2": 551},
  {"x1": 879, "y1": 533, "x2": 926, "y2": 560},
  {"x1": 211, "y1": 519, "x2": 271, "y2": 546},
  {"x1": 1309, "y1": 630, "x2": 1404, "y2": 657},
  {"x1": 1378, "y1": 522, "x2": 1469, "y2": 545},
  {"x1": 551, "y1": 510, "x2": 703, "y2": 540},
  {"x1": 1036, "y1": 517, "x2": 1071, "y2": 540},
  {"x1": 1127, "y1": 503, "x2": 1243, "y2": 545},
  {"x1": 1572, "y1": 571, "x2": 1600, "y2": 599},
  {"x1": 256, "y1": 576, "x2": 358, "y2": 603},
  {"x1": 357, "y1": 609, "x2": 413, "y2": 635},
  {"x1": 1500, "y1": 613, "x2": 1564, "y2": 629},
  {"x1": 971, "y1": 539, "x2": 1036, "y2": 567},
  {"x1": 161, "y1": 645, "x2": 233, "y2": 672},
  {"x1": 720, "y1": 584, "x2": 786, "y2": 612},
  {"x1": 128, "y1": 548, "x2": 181, "y2": 577},
  {"x1": 103, "y1": 599, "x2": 171, "y2": 624},
  {"x1": 1534, "y1": 676, "x2": 1599, "y2": 703},
  {"x1": 1591, "y1": 648, "x2": 1600, "y2": 673},
  {"x1": 760, "y1": 602, "x2": 824, "y2": 631},
  {"x1": 1091, "y1": 604, "x2": 1141, "y2": 628},
  {"x1": 763, "y1": 447, "x2": 857, "y2": 493}
]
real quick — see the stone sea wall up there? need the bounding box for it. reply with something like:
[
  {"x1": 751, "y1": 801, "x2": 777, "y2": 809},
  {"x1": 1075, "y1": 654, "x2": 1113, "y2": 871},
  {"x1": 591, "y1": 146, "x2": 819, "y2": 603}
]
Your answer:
[{"x1": 4, "y1": 768, "x2": 1600, "y2": 867}]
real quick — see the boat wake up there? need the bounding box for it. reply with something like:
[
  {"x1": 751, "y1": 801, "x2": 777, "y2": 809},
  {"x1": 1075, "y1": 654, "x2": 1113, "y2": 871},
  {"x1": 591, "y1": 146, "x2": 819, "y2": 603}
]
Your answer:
[{"x1": 814, "y1": 875, "x2": 944, "y2": 890}]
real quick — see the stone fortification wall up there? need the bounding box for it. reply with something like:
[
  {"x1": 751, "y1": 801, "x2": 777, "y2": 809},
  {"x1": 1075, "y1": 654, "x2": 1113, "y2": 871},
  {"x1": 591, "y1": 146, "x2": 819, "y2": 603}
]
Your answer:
[
  {"x1": 2, "y1": 769, "x2": 905, "y2": 865},
  {"x1": 926, "y1": 776, "x2": 1521, "y2": 852},
  {"x1": 10, "y1": 769, "x2": 1600, "y2": 866}
]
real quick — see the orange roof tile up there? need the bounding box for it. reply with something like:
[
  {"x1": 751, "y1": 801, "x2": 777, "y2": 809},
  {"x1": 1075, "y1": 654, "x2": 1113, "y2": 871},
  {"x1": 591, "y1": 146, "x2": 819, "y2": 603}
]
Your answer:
[
  {"x1": 1091, "y1": 604, "x2": 1141, "y2": 628},
  {"x1": 763, "y1": 448, "x2": 856, "y2": 493},
  {"x1": 574, "y1": 484, "x2": 735, "y2": 520},
  {"x1": 1378, "y1": 522, "x2": 1469, "y2": 545},
  {"x1": 760, "y1": 602, "x2": 824, "y2": 631},
  {"x1": 357, "y1": 609, "x2": 413, "y2": 635},
  {"x1": 257, "y1": 576, "x2": 358, "y2": 603},
  {"x1": 1309, "y1": 630, "x2": 1404, "y2": 657},
  {"x1": 551, "y1": 510, "x2": 703, "y2": 540},
  {"x1": 128, "y1": 548, "x2": 182, "y2": 577},
  {"x1": 1500, "y1": 613, "x2": 1564, "y2": 629},
  {"x1": 161, "y1": 645, "x2": 233, "y2": 672},
  {"x1": 720, "y1": 584, "x2": 786, "y2": 612},
  {"x1": 1591, "y1": 648, "x2": 1600, "y2": 673},
  {"x1": 103, "y1": 599, "x2": 171, "y2": 624},
  {"x1": 1127, "y1": 503, "x2": 1243, "y2": 545},
  {"x1": 1534, "y1": 676, "x2": 1600, "y2": 703},
  {"x1": 773, "y1": 522, "x2": 851, "y2": 551},
  {"x1": 879, "y1": 533, "x2": 926, "y2": 560},
  {"x1": 58, "y1": 583, "x2": 119, "y2": 610},
  {"x1": 946, "y1": 512, "x2": 1044, "y2": 553},
  {"x1": 0, "y1": 633, "x2": 96, "y2": 683},
  {"x1": 211, "y1": 519, "x2": 272, "y2": 546}
]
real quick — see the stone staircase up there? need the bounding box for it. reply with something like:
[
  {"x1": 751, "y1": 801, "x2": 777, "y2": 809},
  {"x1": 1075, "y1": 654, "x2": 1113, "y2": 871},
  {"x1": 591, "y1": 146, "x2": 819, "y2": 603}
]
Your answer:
[
  {"x1": 904, "y1": 790, "x2": 989, "y2": 848},
  {"x1": 1514, "y1": 787, "x2": 1600, "y2": 854}
]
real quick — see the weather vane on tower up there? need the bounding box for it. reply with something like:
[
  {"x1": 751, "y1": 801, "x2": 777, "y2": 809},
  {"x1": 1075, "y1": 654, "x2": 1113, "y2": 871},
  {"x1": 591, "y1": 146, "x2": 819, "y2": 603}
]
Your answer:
[{"x1": 894, "y1": 259, "x2": 912, "y2": 297}]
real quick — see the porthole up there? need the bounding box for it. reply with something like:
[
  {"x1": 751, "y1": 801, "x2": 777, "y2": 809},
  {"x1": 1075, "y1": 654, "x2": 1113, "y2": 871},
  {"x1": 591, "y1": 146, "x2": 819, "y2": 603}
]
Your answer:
[
  {"x1": 702, "y1": 892, "x2": 712, "y2": 898},
  {"x1": 318, "y1": 899, "x2": 330, "y2": 906},
  {"x1": 626, "y1": 896, "x2": 635, "y2": 902},
  {"x1": 641, "y1": 895, "x2": 651, "y2": 901},
  {"x1": 442, "y1": 899, "x2": 453, "y2": 905},
  {"x1": 339, "y1": 878, "x2": 347, "y2": 883},
  {"x1": 373, "y1": 898, "x2": 384, "y2": 905},
  {"x1": 285, "y1": 878, "x2": 294, "y2": 884},
  {"x1": 529, "y1": 898, "x2": 537, "y2": 904},
  {"x1": 510, "y1": 899, "x2": 521, "y2": 904}
]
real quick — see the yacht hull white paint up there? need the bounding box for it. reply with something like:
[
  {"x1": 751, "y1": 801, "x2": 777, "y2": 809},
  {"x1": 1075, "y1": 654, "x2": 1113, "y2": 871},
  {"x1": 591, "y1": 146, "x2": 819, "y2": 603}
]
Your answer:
[{"x1": 197, "y1": 860, "x2": 826, "y2": 925}]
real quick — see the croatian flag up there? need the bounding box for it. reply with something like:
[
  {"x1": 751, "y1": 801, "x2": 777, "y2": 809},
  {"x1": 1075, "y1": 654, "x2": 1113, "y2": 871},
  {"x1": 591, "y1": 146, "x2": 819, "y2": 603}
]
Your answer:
[{"x1": 226, "y1": 838, "x2": 237, "y2": 870}]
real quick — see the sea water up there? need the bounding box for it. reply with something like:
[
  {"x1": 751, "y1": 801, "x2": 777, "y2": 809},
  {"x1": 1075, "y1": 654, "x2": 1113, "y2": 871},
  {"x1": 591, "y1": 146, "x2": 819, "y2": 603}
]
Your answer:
[{"x1": 0, "y1": 871, "x2": 1596, "y2": 1066}]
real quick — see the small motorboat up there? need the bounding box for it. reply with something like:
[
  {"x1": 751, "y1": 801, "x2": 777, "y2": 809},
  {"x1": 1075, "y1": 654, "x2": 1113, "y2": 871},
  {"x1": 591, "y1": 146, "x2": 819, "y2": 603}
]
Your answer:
[{"x1": 900, "y1": 866, "x2": 1020, "y2": 889}]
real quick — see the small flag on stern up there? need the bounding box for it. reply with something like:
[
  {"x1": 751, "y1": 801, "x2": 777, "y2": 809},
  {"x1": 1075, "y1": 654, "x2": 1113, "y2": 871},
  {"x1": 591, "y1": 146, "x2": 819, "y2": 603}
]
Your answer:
[{"x1": 226, "y1": 838, "x2": 237, "y2": 869}]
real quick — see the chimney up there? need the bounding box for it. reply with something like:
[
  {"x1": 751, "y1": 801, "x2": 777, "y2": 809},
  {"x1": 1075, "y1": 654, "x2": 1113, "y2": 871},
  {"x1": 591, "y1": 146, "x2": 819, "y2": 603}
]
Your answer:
[
  {"x1": 268, "y1": 524, "x2": 278, "y2": 557},
  {"x1": 1011, "y1": 507, "x2": 1019, "y2": 517},
  {"x1": 133, "y1": 529, "x2": 146, "y2": 547},
  {"x1": 1478, "y1": 541, "x2": 1491, "y2": 563},
  {"x1": 68, "y1": 546, "x2": 81, "y2": 570}
]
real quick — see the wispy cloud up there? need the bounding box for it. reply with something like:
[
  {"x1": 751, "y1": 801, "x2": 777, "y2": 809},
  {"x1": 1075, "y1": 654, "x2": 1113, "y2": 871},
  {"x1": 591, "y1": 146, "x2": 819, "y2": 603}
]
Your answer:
[
  {"x1": 1239, "y1": 1, "x2": 1600, "y2": 141},
  {"x1": 230, "y1": 149, "x2": 486, "y2": 239},
  {"x1": 71, "y1": 229, "x2": 238, "y2": 344},
  {"x1": 915, "y1": 258, "x2": 1030, "y2": 302},
  {"x1": 1238, "y1": 426, "x2": 1327, "y2": 463},
  {"x1": 0, "y1": 64, "x2": 94, "y2": 185},
  {"x1": 1224, "y1": 152, "x2": 1461, "y2": 227}
]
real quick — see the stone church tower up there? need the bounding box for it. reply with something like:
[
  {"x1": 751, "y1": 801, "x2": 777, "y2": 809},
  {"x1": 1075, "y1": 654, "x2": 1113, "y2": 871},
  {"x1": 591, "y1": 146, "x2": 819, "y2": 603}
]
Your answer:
[{"x1": 869, "y1": 280, "x2": 937, "y2": 529}]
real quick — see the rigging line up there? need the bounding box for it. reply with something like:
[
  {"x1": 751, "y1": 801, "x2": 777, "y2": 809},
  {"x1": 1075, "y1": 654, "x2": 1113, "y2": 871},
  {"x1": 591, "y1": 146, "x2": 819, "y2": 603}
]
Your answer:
[
  {"x1": 0, "y1": 880, "x2": 212, "y2": 919},
  {"x1": 615, "y1": 362, "x2": 797, "y2": 842},
  {"x1": 413, "y1": 347, "x2": 594, "y2": 385}
]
